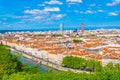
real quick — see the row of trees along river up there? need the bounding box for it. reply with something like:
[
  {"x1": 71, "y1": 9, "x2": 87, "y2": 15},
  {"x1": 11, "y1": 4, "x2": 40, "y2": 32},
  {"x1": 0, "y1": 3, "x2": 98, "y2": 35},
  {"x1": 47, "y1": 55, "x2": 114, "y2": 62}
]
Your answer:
[
  {"x1": 62, "y1": 56, "x2": 102, "y2": 72},
  {"x1": 0, "y1": 44, "x2": 120, "y2": 80}
]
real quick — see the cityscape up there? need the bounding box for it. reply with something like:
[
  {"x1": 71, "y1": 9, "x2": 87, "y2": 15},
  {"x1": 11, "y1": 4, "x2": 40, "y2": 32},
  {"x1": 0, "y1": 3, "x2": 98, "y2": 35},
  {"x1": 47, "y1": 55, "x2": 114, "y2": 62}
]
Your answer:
[{"x1": 0, "y1": 0, "x2": 120, "y2": 80}]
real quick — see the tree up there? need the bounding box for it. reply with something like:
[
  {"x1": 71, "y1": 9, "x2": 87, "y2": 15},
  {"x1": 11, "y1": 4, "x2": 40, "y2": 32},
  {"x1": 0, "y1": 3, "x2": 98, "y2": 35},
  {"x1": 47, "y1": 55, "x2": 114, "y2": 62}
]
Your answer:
[
  {"x1": 104, "y1": 62, "x2": 114, "y2": 71},
  {"x1": 0, "y1": 45, "x2": 22, "y2": 79},
  {"x1": 114, "y1": 63, "x2": 120, "y2": 71}
]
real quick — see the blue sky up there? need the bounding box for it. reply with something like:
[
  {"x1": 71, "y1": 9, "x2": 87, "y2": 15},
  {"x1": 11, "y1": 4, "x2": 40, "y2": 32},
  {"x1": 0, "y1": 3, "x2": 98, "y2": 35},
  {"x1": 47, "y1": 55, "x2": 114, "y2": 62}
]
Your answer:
[{"x1": 0, "y1": 0, "x2": 120, "y2": 30}]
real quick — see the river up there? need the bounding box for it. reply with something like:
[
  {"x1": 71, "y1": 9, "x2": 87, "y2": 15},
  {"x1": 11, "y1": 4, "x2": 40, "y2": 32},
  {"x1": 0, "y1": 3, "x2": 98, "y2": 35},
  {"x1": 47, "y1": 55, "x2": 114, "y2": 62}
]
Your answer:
[{"x1": 11, "y1": 51, "x2": 59, "y2": 73}]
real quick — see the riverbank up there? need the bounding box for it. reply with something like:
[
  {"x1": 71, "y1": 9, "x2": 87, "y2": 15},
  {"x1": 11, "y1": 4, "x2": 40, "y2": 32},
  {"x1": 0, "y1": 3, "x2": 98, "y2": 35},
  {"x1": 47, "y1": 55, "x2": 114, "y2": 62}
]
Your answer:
[
  {"x1": 11, "y1": 51, "x2": 58, "y2": 73},
  {"x1": 9, "y1": 47, "x2": 89, "y2": 73}
]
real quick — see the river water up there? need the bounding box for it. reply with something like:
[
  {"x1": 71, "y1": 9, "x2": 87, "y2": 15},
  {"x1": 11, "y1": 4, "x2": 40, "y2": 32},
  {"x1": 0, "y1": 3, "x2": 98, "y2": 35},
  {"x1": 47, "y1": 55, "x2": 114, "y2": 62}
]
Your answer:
[{"x1": 11, "y1": 51, "x2": 58, "y2": 73}]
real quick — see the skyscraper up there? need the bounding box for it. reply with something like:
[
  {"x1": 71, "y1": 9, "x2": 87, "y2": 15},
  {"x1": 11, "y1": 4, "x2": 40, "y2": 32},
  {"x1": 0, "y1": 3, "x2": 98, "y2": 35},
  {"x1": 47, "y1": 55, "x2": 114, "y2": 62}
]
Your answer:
[
  {"x1": 60, "y1": 23, "x2": 64, "y2": 33},
  {"x1": 81, "y1": 24, "x2": 84, "y2": 34}
]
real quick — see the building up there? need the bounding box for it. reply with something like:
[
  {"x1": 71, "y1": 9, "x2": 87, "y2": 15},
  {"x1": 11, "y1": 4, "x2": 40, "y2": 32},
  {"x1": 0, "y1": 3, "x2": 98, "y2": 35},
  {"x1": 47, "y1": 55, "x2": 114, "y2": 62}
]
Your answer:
[
  {"x1": 60, "y1": 23, "x2": 64, "y2": 33},
  {"x1": 81, "y1": 24, "x2": 84, "y2": 34}
]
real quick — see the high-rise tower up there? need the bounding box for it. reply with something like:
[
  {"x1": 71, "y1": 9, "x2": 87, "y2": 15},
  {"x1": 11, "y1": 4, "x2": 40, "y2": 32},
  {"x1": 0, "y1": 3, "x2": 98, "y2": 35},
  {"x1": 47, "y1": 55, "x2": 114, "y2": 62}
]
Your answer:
[
  {"x1": 60, "y1": 23, "x2": 64, "y2": 33},
  {"x1": 81, "y1": 24, "x2": 84, "y2": 34}
]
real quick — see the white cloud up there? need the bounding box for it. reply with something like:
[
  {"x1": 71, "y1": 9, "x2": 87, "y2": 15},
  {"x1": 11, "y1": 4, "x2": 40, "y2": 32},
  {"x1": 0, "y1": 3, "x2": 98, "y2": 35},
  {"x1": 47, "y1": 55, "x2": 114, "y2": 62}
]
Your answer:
[
  {"x1": 79, "y1": 10, "x2": 95, "y2": 14},
  {"x1": 24, "y1": 9, "x2": 49, "y2": 15},
  {"x1": 45, "y1": 0, "x2": 63, "y2": 5},
  {"x1": 34, "y1": 16, "x2": 43, "y2": 20},
  {"x1": 2, "y1": 22, "x2": 8, "y2": 25},
  {"x1": 85, "y1": 10, "x2": 93, "y2": 14},
  {"x1": 30, "y1": 14, "x2": 65, "y2": 22},
  {"x1": 37, "y1": 4, "x2": 45, "y2": 6},
  {"x1": 74, "y1": 10, "x2": 79, "y2": 13},
  {"x1": 50, "y1": 14, "x2": 66, "y2": 20},
  {"x1": 106, "y1": 0, "x2": 120, "y2": 6},
  {"x1": 43, "y1": 7, "x2": 60, "y2": 12},
  {"x1": 67, "y1": 0, "x2": 82, "y2": 3},
  {"x1": 24, "y1": 7, "x2": 60, "y2": 15},
  {"x1": 89, "y1": 4, "x2": 96, "y2": 7},
  {"x1": 17, "y1": 21, "x2": 25, "y2": 24},
  {"x1": 80, "y1": 11, "x2": 84, "y2": 14},
  {"x1": 2, "y1": 18, "x2": 7, "y2": 20},
  {"x1": 98, "y1": 10, "x2": 105, "y2": 12},
  {"x1": 23, "y1": 7, "x2": 62, "y2": 22},
  {"x1": 24, "y1": 9, "x2": 41, "y2": 15},
  {"x1": 109, "y1": 12, "x2": 118, "y2": 16},
  {"x1": 55, "y1": 14, "x2": 66, "y2": 18},
  {"x1": 23, "y1": 9, "x2": 49, "y2": 21}
]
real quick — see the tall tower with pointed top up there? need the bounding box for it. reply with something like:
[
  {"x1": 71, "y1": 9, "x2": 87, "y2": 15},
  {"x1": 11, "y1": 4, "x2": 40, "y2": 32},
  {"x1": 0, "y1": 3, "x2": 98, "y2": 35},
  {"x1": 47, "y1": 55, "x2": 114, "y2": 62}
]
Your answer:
[
  {"x1": 81, "y1": 24, "x2": 84, "y2": 34},
  {"x1": 60, "y1": 23, "x2": 64, "y2": 33}
]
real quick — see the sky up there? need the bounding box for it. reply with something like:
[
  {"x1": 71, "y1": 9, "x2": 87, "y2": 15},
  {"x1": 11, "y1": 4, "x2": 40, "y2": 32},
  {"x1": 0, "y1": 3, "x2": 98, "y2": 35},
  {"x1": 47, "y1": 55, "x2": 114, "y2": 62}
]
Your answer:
[{"x1": 0, "y1": 0, "x2": 120, "y2": 30}]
